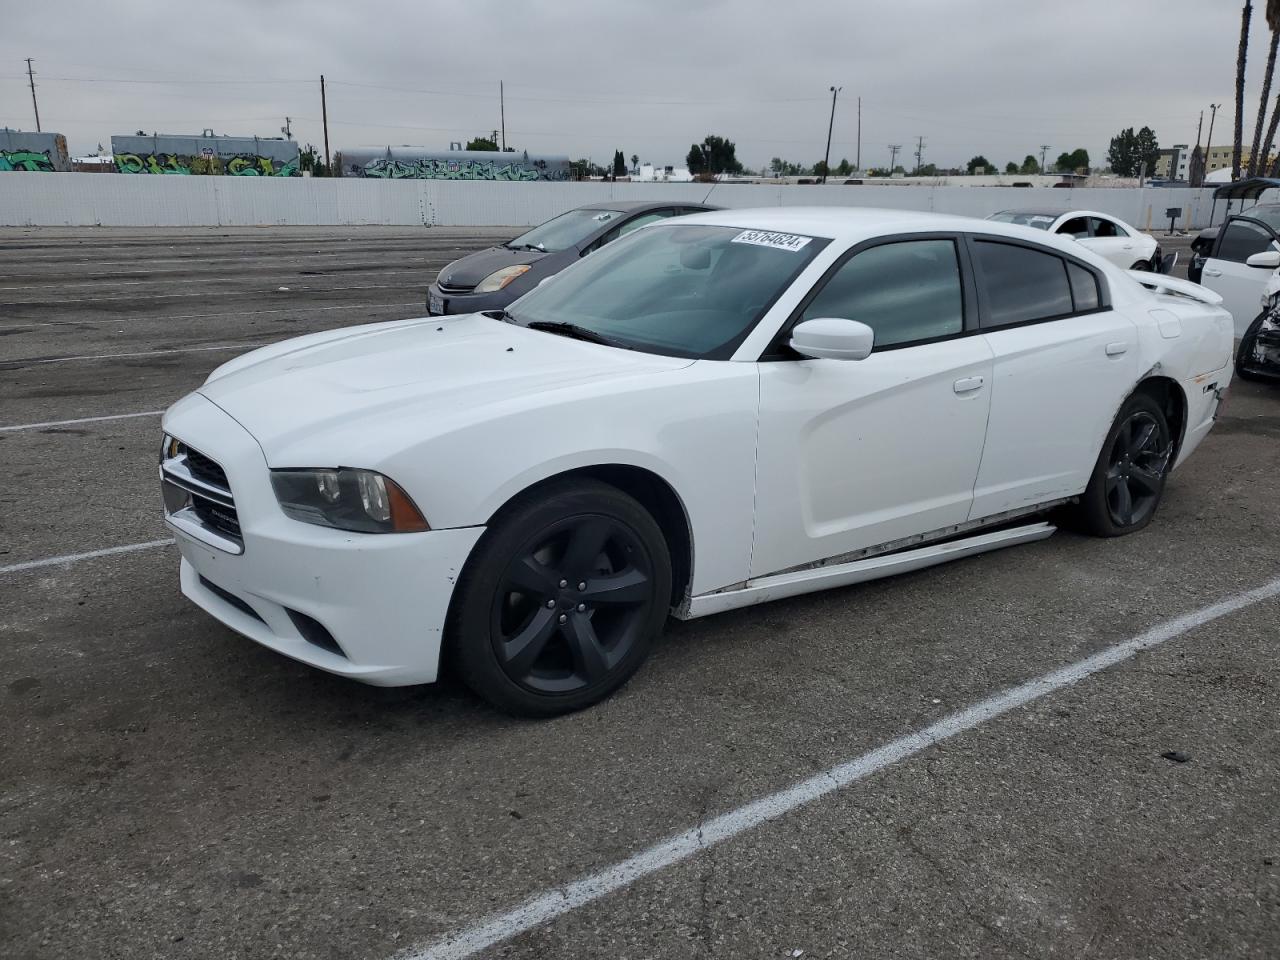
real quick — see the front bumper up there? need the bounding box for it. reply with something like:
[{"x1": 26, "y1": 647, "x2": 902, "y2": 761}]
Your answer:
[
  {"x1": 427, "y1": 282, "x2": 517, "y2": 316},
  {"x1": 161, "y1": 393, "x2": 484, "y2": 686}
]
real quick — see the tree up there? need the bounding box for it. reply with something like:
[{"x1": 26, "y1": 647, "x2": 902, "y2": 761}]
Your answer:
[
  {"x1": 1019, "y1": 155, "x2": 1040, "y2": 175},
  {"x1": 1055, "y1": 148, "x2": 1090, "y2": 173},
  {"x1": 835, "y1": 158, "x2": 853, "y2": 176},
  {"x1": 1004, "y1": 161, "x2": 1019, "y2": 174},
  {"x1": 687, "y1": 135, "x2": 743, "y2": 177},
  {"x1": 299, "y1": 143, "x2": 328, "y2": 177},
  {"x1": 966, "y1": 155, "x2": 991, "y2": 174},
  {"x1": 813, "y1": 160, "x2": 830, "y2": 178},
  {"x1": 630, "y1": 153, "x2": 639, "y2": 172},
  {"x1": 612, "y1": 150, "x2": 626, "y2": 177},
  {"x1": 1235, "y1": 2, "x2": 1253, "y2": 179},
  {"x1": 466, "y1": 131, "x2": 500, "y2": 151},
  {"x1": 1107, "y1": 127, "x2": 1159, "y2": 177}
]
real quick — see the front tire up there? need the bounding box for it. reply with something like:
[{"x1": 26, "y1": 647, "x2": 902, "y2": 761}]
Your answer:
[
  {"x1": 1073, "y1": 393, "x2": 1173, "y2": 537},
  {"x1": 446, "y1": 479, "x2": 672, "y2": 716}
]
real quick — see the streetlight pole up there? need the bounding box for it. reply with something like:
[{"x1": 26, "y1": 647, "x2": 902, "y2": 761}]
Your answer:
[
  {"x1": 822, "y1": 86, "x2": 841, "y2": 184},
  {"x1": 1205, "y1": 103, "x2": 1222, "y2": 176}
]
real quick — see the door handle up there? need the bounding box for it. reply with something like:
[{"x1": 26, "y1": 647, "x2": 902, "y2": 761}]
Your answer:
[
  {"x1": 1203, "y1": 267, "x2": 1223, "y2": 277},
  {"x1": 1105, "y1": 341, "x2": 1129, "y2": 356},
  {"x1": 1122, "y1": 243, "x2": 1133, "y2": 249},
  {"x1": 953, "y1": 376, "x2": 985, "y2": 394}
]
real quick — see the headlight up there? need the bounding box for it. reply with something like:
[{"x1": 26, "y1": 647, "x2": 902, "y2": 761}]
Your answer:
[
  {"x1": 474, "y1": 264, "x2": 531, "y2": 293},
  {"x1": 270, "y1": 468, "x2": 429, "y2": 533}
]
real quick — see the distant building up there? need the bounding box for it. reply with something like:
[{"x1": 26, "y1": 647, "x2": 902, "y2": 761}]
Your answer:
[
  {"x1": 337, "y1": 147, "x2": 570, "y2": 181},
  {"x1": 109, "y1": 132, "x2": 300, "y2": 175},
  {"x1": 1154, "y1": 144, "x2": 1191, "y2": 180},
  {"x1": 1200, "y1": 144, "x2": 1276, "y2": 176},
  {"x1": 630, "y1": 163, "x2": 694, "y2": 183},
  {"x1": 0, "y1": 128, "x2": 70, "y2": 172}
]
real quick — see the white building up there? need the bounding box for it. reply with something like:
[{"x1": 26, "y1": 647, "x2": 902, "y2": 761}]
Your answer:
[{"x1": 631, "y1": 162, "x2": 694, "y2": 182}]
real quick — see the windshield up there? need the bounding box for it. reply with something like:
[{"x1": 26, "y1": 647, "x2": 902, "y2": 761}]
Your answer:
[
  {"x1": 987, "y1": 210, "x2": 1056, "y2": 230},
  {"x1": 506, "y1": 223, "x2": 828, "y2": 359},
  {"x1": 508, "y1": 208, "x2": 625, "y2": 252}
]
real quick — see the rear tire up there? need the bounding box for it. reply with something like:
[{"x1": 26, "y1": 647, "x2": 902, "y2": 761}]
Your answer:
[
  {"x1": 446, "y1": 479, "x2": 672, "y2": 716},
  {"x1": 1072, "y1": 393, "x2": 1173, "y2": 537}
]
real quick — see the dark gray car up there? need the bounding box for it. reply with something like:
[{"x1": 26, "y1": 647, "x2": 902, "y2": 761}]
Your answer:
[{"x1": 427, "y1": 200, "x2": 718, "y2": 315}]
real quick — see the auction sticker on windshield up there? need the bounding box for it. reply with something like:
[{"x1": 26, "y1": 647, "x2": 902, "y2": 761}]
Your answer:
[{"x1": 732, "y1": 230, "x2": 814, "y2": 252}]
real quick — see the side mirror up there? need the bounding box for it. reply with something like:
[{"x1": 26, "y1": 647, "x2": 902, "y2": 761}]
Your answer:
[
  {"x1": 789, "y1": 317, "x2": 875, "y2": 361},
  {"x1": 538, "y1": 277, "x2": 554, "y2": 287},
  {"x1": 1246, "y1": 250, "x2": 1280, "y2": 268}
]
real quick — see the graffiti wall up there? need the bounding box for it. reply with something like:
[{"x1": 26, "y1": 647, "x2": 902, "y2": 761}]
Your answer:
[
  {"x1": 339, "y1": 148, "x2": 570, "y2": 181},
  {"x1": 110, "y1": 134, "x2": 300, "y2": 176},
  {"x1": 0, "y1": 130, "x2": 70, "y2": 172}
]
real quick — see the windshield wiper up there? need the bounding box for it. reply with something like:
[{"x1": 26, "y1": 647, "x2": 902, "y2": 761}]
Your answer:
[{"x1": 526, "y1": 320, "x2": 630, "y2": 349}]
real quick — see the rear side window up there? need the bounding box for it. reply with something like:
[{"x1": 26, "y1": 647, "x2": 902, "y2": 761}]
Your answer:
[
  {"x1": 1216, "y1": 220, "x2": 1275, "y2": 263},
  {"x1": 800, "y1": 239, "x2": 964, "y2": 348},
  {"x1": 1089, "y1": 217, "x2": 1123, "y2": 238},
  {"x1": 1067, "y1": 263, "x2": 1100, "y2": 311},
  {"x1": 974, "y1": 240, "x2": 1073, "y2": 327}
]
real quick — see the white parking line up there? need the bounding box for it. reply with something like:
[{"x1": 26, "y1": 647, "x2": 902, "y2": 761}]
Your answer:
[
  {"x1": 3, "y1": 344, "x2": 254, "y2": 367},
  {"x1": 0, "y1": 410, "x2": 165, "y2": 432},
  {"x1": 0, "y1": 539, "x2": 174, "y2": 576},
  {"x1": 0, "y1": 267, "x2": 422, "y2": 291},
  {"x1": 400, "y1": 576, "x2": 1280, "y2": 960},
  {"x1": 0, "y1": 282, "x2": 412, "y2": 306},
  {"x1": 3, "y1": 301, "x2": 425, "y2": 328}
]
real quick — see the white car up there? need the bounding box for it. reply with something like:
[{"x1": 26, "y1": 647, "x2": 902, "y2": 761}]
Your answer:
[
  {"x1": 1196, "y1": 203, "x2": 1280, "y2": 336},
  {"x1": 987, "y1": 209, "x2": 1161, "y2": 271},
  {"x1": 160, "y1": 208, "x2": 1233, "y2": 715}
]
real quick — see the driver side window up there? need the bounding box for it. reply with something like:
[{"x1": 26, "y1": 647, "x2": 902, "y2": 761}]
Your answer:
[
  {"x1": 1058, "y1": 217, "x2": 1091, "y2": 239},
  {"x1": 1217, "y1": 220, "x2": 1275, "y2": 263},
  {"x1": 590, "y1": 210, "x2": 676, "y2": 253},
  {"x1": 800, "y1": 239, "x2": 964, "y2": 349}
]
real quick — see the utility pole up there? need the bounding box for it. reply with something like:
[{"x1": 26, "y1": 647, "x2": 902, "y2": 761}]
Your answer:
[
  {"x1": 500, "y1": 81, "x2": 506, "y2": 151},
  {"x1": 914, "y1": 136, "x2": 925, "y2": 175},
  {"x1": 822, "y1": 86, "x2": 842, "y2": 184},
  {"x1": 1205, "y1": 103, "x2": 1221, "y2": 176},
  {"x1": 1039, "y1": 144, "x2": 1051, "y2": 173},
  {"x1": 1191, "y1": 109, "x2": 1204, "y2": 186},
  {"x1": 320, "y1": 75, "x2": 331, "y2": 175},
  {"x1": 25, "y1": 58, "x2": 41, "y2": 133},
  {"x1": 855, "y1": 96, "x2": 861, "y2": 172},
  {"x1": 281, "y1": 116, "x2": 292, "y2": 139},
  {"x1": 888, "y1": 144, "x2": 901, "y2": 173}
]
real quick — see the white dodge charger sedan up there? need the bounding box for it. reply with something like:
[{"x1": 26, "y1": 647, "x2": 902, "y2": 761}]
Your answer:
[
  {"x1": 986, "y1": 209, "x2": 1161, "y2": 271},
  {"x1": 160, "y1": 208, "x2": 1233, "y2": 715}
]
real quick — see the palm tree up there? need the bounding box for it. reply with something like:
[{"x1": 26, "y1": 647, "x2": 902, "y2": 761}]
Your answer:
[
  {"x1": 1250, "y1": 3, "x2": 1280, "y2": 174},
  {"x1": 1235, "y1": 1, "x2": 1253, "y2": 181}
]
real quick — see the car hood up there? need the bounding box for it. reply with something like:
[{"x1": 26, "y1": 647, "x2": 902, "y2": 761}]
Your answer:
[
  {"x1": 197, "y1": 314, "x2": 692, "y2": 464},
  {"x1": 438, "y1": 245, "x2": 550, "y2": 287}
]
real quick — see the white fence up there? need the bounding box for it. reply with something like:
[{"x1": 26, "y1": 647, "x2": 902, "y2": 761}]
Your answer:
[{"x1": 0, "y1": 172, "x2": 1239, "y2": 229}]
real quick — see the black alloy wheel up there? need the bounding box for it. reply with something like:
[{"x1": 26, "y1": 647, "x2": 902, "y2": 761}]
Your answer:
[
  {"x1": 1103, "y1": 410, "x2": 1171, "y2": 528},
  {"x1": 1074, "y1": 392, "x2": 1173, "y2": 537},
  {"x1": 447, "y1": 479, "x2": 672, "y2": 716},
  {"x1": 492, "y1": 516, "x2": 654, "y2": 694}
]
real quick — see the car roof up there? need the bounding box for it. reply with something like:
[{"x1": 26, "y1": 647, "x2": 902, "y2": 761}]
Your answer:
[
  {"x1": 667, "y1": 206, "x2": 1001, "y2": 240},
  {"x1": 579, "y1": 199, "x2": 717, "y2": 213},
  {"x1": 663, "y1": 206, "x2": 1119, "y2": 260}
]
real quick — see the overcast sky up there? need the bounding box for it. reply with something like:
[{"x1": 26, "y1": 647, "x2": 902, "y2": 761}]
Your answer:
[{"x1": 1, "y1": 0, "x2": 1273, "y2": 171}]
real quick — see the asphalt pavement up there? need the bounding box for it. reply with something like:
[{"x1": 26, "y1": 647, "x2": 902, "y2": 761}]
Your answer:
[{"x1": 1, "y1": 225, "x2": 1276, "y2": 960}]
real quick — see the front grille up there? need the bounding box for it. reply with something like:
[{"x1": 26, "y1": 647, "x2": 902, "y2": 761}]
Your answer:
[
  {"x1": 437, "y1": 281, "x2": 474, "y2": 295},
  {"x1": 161, "y1": 439, "x2": 243, "y2": 552},
  {"x1": 184, "y1": 447, "x2": 229, "y2": 490}
]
